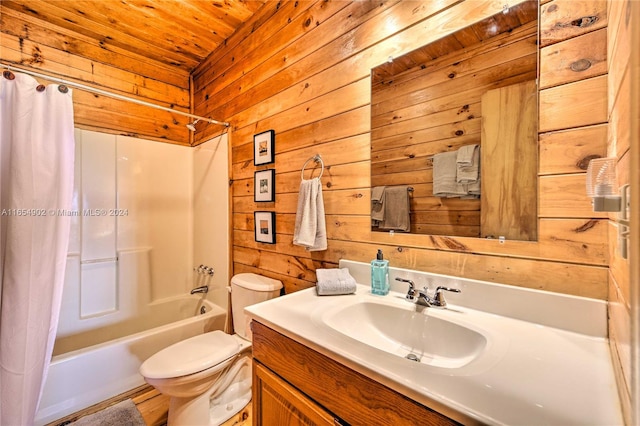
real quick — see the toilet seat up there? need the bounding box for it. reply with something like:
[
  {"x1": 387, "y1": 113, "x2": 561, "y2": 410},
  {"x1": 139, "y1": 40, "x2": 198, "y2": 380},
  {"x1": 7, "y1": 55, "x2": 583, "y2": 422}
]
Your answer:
[{"x1": 140, "y1": 331, "x2": 240, "y2": 379}]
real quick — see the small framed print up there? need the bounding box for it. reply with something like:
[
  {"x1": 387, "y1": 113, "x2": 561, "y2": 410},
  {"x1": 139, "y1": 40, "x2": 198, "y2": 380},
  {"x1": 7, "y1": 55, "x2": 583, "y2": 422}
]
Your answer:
[
  {"x1": 253, "y1": 130, "x2": 275, "y2": 165},
  {"x1": 254, "y1": 169, "x2": 275, "y2": 202},
  {"x1": 254, "y1": 211, "x2": 276, "y2": 244}
]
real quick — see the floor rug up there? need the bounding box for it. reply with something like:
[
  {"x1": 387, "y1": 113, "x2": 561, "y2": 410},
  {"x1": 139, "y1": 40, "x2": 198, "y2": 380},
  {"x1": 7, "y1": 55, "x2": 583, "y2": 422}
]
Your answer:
[{"x1": 69, "y1": 399, "x2": 145, "y2": 426}]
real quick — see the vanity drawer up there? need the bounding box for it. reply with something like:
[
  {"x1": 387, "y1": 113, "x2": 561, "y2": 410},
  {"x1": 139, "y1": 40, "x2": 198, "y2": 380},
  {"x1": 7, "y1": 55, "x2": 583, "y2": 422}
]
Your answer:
[{"x1": 251, "y1": 321, "x2": 459, "y2": 426}]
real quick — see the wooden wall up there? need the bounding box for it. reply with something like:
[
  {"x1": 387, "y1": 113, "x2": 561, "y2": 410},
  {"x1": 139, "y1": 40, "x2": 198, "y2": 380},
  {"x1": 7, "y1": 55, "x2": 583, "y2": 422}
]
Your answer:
[
  {"x1": 606, "y1": 0, "x2": 635, "y2": 423},
  {"x1": 0, "y1": 3, "x2": 192, "y2": 144},
  {"x1": 193, "y1": 0, "x2": 610, "y2": 299},
  {"x1": 371, "y1": 21, "x2": 537, "y2": 237}
]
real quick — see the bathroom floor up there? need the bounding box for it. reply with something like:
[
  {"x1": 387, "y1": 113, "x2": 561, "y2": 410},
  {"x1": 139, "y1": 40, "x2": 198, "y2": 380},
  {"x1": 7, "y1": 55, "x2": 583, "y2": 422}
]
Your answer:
[
  {"x1": 48, "y1": 385, "x2": 251, "y2": 426},
  {"x1": 134, "y1": 387, "x2": 251, "y2": 426}
]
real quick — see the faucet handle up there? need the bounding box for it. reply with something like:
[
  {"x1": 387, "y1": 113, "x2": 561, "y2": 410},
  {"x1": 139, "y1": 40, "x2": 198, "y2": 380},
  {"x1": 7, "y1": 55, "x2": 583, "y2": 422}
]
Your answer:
[
  {"x1": 433, "y1": 286, "x2": 461, "y2": 307},
  {"x1": 395, "y1": 277, "x2": 415, "y2": 300}
]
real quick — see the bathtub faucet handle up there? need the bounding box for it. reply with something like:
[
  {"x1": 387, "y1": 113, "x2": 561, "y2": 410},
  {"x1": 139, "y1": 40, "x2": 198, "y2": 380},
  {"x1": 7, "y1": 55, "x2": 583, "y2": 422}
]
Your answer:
[{"x1": 194, "y1": 265, "x2": 214, "y2": 276}]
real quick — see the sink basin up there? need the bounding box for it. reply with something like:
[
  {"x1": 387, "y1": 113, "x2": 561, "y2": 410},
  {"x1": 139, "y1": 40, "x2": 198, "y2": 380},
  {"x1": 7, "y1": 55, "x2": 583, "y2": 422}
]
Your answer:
[{"x1": 320, "y1": 300, "x2": 486, "y2": 368}]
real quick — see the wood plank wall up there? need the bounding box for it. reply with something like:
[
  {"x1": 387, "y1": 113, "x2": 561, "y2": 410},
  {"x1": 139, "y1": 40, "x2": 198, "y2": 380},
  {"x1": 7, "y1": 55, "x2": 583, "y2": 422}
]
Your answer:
[
  {"x1": 193, "y1": 0, "x2": 611, "y2": 300},
  {"x1": 371, "y1": 22, "x2": 537, "y2": 237},
  {"x1": 0, "y1": 3, "x2": 192, "y2": 144},
  {"x1": 606, "y1": 0, "x2": 634, "y2": 423}
]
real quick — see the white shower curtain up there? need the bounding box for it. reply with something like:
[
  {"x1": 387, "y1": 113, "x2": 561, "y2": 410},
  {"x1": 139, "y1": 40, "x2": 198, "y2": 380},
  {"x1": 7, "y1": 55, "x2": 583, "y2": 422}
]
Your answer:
[{"x1": 0, "y1": 72, "x2": 75, "y2": 425}]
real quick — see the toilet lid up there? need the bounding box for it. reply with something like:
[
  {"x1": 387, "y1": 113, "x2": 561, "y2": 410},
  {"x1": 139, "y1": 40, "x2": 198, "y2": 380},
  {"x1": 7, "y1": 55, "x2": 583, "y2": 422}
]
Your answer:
[{"x1": 140, "y1": 331, "x2": 241, "y2": 379}]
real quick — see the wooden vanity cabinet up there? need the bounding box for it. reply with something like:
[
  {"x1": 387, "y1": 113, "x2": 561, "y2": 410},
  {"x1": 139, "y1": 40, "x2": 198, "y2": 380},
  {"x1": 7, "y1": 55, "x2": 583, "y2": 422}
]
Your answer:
[
  {"x1": 251, "y1": 321, "x2": 459, "y2": 426},
  {"x1": 253, "y1": 362, "x2": 337, "y2": 425}
]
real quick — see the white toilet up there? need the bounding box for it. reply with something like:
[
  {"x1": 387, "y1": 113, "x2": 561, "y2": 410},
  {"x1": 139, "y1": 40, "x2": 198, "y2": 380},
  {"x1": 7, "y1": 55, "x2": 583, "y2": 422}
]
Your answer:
[{"x1": 139, "y1": 273, "x2": 282, "y2": 425}]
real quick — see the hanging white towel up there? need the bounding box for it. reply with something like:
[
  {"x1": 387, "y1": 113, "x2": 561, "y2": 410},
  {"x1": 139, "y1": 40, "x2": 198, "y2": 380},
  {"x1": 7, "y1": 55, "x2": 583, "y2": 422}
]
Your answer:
[
  {"x1": 371, "y1": 186, "x2": 386, "y2": 224},
  {"x1": 376, "y1": 186, "x2": 411, "y2": 232},
  {"x1": 433, "y1": 151, "x2": 468, "y2": 197},
  {"x1": 293, "y1": 177, "x2": 327, "y2": 251}
]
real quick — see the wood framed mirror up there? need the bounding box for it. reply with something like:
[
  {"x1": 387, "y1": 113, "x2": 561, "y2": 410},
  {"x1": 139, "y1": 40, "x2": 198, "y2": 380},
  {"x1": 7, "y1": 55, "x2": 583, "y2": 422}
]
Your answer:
[{"x1": 370, "y1": 0, "x2": 539, "y2": 241}]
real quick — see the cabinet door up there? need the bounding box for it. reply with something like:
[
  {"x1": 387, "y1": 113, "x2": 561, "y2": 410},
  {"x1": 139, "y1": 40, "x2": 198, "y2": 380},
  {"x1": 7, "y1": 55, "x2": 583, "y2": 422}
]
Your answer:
[{"x1": 253, "y1": 362, "x2": 339, "y2": 426}]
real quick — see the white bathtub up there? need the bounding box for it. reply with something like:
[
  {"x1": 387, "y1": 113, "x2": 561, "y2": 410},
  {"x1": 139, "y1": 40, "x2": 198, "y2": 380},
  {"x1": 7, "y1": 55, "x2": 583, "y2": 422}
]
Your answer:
[{"x1": 35, "y1": 295, "x2": 226, "y2": 426}]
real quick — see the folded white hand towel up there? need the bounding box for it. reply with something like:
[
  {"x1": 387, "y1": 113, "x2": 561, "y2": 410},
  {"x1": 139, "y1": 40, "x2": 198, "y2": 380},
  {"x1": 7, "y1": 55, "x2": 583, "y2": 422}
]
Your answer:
[
  {"x1": 316, "y1": 268, "x2": 357, "y2": 296},
  {"x1": 456, "y1": 144, "x2": 480, "y2": 183},
  {"x1": 293, "y1": 177, "x2": 327, "y2": 251},
  {"x1": 456, "y1": 144, "x2": 477, "y2": 165}
]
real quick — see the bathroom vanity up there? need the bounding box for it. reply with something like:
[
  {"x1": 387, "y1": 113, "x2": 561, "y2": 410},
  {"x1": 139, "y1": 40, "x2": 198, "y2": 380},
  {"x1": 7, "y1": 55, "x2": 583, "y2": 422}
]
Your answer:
[
  {"x1": 246, "y1": 260, "x2": 623, "y2": 425},
  {"x1": 252, "y1": 321, "x2": 455, "y2": 425}
]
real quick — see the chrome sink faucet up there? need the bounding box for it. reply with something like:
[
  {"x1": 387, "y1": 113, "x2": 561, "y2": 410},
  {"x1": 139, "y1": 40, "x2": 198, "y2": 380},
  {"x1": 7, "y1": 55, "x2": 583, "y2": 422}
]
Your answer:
[
  {"x1": 395, "y1": 277, "x2": 417, "y2": 301},
  {"x1": 395, "y1": 277, "x2": 461, "y2": 308}
]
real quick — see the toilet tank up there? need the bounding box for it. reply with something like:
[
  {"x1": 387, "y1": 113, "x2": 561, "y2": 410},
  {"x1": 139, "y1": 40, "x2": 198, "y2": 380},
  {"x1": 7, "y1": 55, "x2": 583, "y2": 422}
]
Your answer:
[{"x1": 231, "y1": 273, "x2": 282, "y2": 339}]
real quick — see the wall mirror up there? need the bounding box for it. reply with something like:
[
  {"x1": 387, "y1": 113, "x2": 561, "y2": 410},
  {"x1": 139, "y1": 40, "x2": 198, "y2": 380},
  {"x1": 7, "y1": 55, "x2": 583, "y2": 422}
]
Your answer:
[{"x1": 370, "y1": 0, "x2": 539, "y2": 242}]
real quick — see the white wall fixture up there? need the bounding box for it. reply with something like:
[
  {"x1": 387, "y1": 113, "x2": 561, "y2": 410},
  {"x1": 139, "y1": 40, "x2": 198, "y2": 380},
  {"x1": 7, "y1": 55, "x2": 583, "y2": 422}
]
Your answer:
[
  {"x1": 586, "y1": 157, "x2": 621, "y2": 212},
  {"x1": 585, "y1": 158, "x2": 631, "y2": 259},
  {"x1": 617, "y1": 184, "x2": 630, "y2": 259}
]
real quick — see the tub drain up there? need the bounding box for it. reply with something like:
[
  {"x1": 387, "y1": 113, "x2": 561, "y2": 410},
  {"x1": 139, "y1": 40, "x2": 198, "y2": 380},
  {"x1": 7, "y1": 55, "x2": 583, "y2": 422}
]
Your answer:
[{"x1": 405, "y1": 353, "x2": 421, "y2": 362}]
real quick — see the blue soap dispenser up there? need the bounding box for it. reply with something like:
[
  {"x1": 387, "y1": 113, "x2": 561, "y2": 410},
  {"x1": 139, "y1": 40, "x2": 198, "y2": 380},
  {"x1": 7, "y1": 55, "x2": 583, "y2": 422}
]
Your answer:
[{"x1": 371, "y1": 249, "x2": 389, "y2": 295}]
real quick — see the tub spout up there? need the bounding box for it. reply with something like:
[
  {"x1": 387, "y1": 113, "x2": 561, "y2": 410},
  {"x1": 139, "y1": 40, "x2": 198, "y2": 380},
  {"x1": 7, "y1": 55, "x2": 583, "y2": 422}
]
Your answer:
[{"x1": 190, "y1": 285, "x2": 209, "y2": 295}]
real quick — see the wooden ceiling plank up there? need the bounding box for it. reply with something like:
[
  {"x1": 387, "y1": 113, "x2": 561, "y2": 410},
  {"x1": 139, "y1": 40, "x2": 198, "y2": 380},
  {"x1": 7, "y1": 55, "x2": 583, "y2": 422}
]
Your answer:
[
  {"x1": 2, "y1": 0, "x2": 267, "y2": 75},
  {"x1": 69, "y1": 0, "x2": 222, "y2": 61},
  {"x1": 195, "y1": 0, "x2": 266, "y2": 24},
  {"x1": 451, "y1": 26, "x2": 482, "y2": 49},
  {"x1": 125, "y1": 0, "x2": 231, "y2": 46},
  {"x1": 514, "y1": 0, "x2": 539, "y2": 26},
  {"x1": 0, "y1": 5, "x2": 190, "y2": 88},
  {"x1": 492, "y1": 9, "x2": 524, "y2": 33},
  {"x1": 2, "y1": 0, "x2": 199, "y2": 70},
  {"x1": 192, "y1": 1, "x2": 313, "y2": 83},
  {"x1": 174, "y1": 0, "x2": 246, "y2": 34},
  {"x1": 60, "y1": 0, "x2": 211, "y2": 63}
]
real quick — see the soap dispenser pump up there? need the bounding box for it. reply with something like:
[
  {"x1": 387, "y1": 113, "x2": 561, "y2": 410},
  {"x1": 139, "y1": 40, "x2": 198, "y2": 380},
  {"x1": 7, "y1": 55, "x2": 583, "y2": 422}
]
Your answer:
[{"x1": 371, "y1": 249, "x2": 390, "y2": 295}]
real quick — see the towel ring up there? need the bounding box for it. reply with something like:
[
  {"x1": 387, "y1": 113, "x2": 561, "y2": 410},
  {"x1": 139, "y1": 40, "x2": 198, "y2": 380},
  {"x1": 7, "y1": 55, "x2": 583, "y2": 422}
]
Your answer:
[{"x1": 301, "y1": 154, "x2": 324, "y2": 180}]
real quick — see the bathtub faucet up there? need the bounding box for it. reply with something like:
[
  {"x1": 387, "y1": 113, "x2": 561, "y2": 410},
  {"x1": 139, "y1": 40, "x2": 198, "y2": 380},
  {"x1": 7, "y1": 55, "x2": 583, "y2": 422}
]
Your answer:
[{"x1": 190, "y1": 285, "x2": 209, "y2": 295}]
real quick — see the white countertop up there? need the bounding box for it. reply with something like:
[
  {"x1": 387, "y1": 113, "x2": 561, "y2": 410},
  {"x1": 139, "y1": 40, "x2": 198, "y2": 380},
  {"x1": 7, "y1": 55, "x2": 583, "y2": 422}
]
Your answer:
[{"x1": 245, "y1": 263, "x2": 623, "y2": 425}]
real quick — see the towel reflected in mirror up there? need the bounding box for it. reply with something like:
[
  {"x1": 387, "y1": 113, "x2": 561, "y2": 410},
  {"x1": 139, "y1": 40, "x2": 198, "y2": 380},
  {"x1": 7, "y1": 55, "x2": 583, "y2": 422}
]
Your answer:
[{"x1": 371, "y1": 185, "x2": 411, "y2": 232}]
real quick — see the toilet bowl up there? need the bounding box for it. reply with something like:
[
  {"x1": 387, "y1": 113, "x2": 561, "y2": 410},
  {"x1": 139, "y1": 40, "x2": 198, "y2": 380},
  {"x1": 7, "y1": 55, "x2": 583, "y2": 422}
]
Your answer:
[{"x1": 139, "y1": 273, "x2": 282, "y2": 425}]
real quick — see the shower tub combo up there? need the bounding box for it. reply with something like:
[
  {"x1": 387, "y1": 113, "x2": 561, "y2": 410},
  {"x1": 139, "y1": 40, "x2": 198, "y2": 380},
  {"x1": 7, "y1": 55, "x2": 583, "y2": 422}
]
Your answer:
[{"x1": 35, "y1": 295, "x2": 226, "y2": 425}]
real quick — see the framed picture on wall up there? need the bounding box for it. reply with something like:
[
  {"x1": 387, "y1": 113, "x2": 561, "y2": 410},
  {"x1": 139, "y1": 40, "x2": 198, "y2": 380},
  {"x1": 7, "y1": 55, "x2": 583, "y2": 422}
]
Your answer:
[
  {"x1": 254, "y1": 211, "x2": 276, "y2": 244},
  {"x1": 254, "y1": 169, "x2": 275, "y2": 202},
  {"x1": 253, "y1": 130, "x2": 275, "y2": 165}
]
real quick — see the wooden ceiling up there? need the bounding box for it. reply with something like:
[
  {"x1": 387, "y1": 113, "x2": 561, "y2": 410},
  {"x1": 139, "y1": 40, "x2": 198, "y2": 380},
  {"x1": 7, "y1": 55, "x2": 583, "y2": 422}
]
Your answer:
[{"x1": 1, "y1": 0, "x2": 267, "y2": 73}]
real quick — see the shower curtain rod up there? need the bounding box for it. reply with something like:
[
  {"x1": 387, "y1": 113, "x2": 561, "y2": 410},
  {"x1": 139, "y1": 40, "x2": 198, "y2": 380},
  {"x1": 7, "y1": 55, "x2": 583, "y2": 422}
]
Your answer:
[{"x1": 1, "y1": 63, "x2": 230, "y2": 127}]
